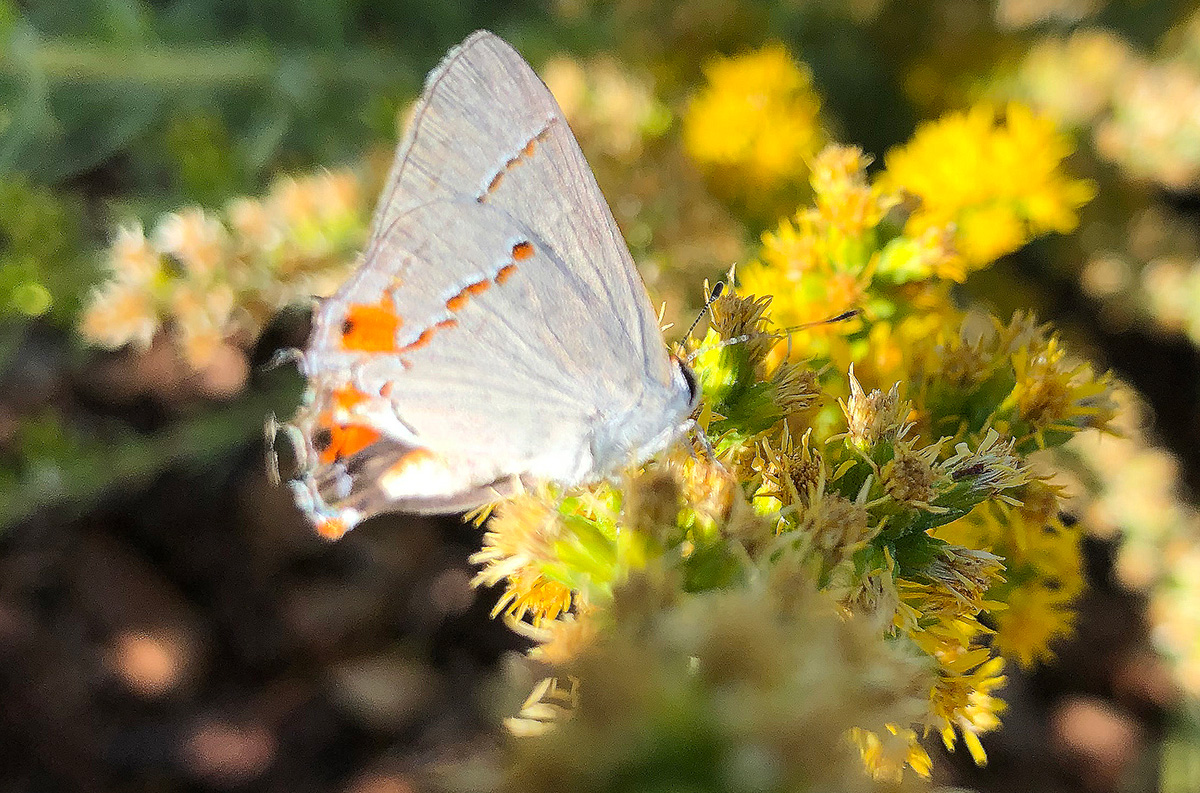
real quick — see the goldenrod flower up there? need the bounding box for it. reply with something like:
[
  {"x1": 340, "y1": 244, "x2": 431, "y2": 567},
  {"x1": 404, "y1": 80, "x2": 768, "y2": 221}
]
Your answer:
[
  {"x1": 108, "y1": 224, "x2": 164, "y2": 287},
  {"x1": 944, "y1": 429, "x2": 1030, "y2": 499},
  {"x1": 471, "y1": 492, "x2": 574, "y2": 624},
  {"x1": 771, "y1": 360, "x2": 822, "y2": 417},
  {"x1": 81, "y1": 169, "x2": 365, "y2": 372},
  {"x1": 783, "y1": 475, "x2": 876, "y2": 571},
  {"x1": 882, "y1": 437, "x2": 945, "y2": 508},
  {"x1": 706, "y1": 289, "x2": 777, "y2": 368},
  {"x1": 683, "y1": 43, "x2": 823, "y2": 193},
  {"x1": 1013, "y1": 30, "x2": 1133, "y2": 127},
  {"x1": 543, "y1": 55, "x2": 665, "y2": 161},
  {"x1": 1096, "y1": 59, "x2": 1200, "y2": 191},
  {"x1": 851, "y1": 724, "x2": 933, "y2": 781},
  {"x1": 1006, "y1": 333, "x2": 1118, "y2": 442},
  {"x1": 883, "y1": 102, "x2": 1095, "y2": 269},
  {"x1": 810, "y1": 145, "x2": 898, "y2": 236},
  {"x1": 930, "y1": 653, "x2": 1007, "y2": 766},
  {"x1": 839, "y1": 370, "x2": 911, "y2": 449},
  {"x1": 491, "y1": 574, "x2": 932, "y2": 793},
  {"x1": 934, "y1": 499, "x2": 1084, "y2": 669},
  {"x1": 79, "y1": 280, "x2": 159, "y2": 350},
  {"x1": 154, "y1": 208, "x2": 227, "y2": 279},
  {"x1": 759, "y1": 426, "x2": 824, "y2": 508}
]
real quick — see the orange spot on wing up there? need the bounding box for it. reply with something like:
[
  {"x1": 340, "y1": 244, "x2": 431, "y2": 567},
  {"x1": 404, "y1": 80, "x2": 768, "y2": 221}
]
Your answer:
[
  {"x1": 478, "y1": 124, "x2": 554, "y2": 201},
  {"x1": 332, "y1": 385, "x2": 368, "y2": 413},
  {"x1": 315, "y1": 386, "x2": 381, "y2": 464},
  {"x1": 318, "y1": 422, "x2": 382, "y2": 465},
  {"x1": 341, "y1": 296, "x2": 401, "y2": 352},
  {"x1": 496, "y1": 264, "x2": 518, "y2": 284},
  {"x1": 316, "y1": 516, "x2": 349, "y2": 540},
  {"x1": 400, "y1": 327, "x2": 436, "y2": 353},
  {"x1": 446, "y1": 280, "x2": 490, "y2": 311},
  {"x1": 436, "y1": 318, "x2": 458, "y2": 330},
  {"x1": 511, "y1": 241, "x2": 534, "y2": 261}
]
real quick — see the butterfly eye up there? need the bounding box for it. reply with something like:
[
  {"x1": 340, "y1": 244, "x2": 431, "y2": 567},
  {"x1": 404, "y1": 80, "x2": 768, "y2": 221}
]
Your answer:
[{"x1": 672, "y1": 355, "x2": 701, "y2": 410}]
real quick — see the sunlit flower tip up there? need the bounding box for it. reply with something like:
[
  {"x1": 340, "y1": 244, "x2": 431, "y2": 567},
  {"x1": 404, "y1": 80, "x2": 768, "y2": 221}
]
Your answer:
[
  {"x1": 108, "y1": 223, "x2": 164, "y2": 286},
  {"x1": 760, "y1": 427, "x2": 824, "y2": 507},
  {"x1": 809, "y1": 144, "x2": 897, "y2": 232},
  {"x1": 471, "y1": 493, "x2": 564, "y2": 586},
  {"x1": 771, "y1": 361, "x2": 821, "y2": 415},
  {"x1": 707, "y1": 291, "x2": 777, "y2": 364},
  {"x1": 809, "y1": 144, "x2": 872, "y2": 195},
  {"x1": 840, "y1": 369, "x2": 911, "y2": 448},
  {"x1": 153, "y1": 208, "x2": 228, "y2": 278},
  {"x1": 1010, "y1": 336, "x2": 1118, "y2": 433},
  {"x1": 882, "y1": 439, "x2": 945, "y2": 507},
  {"x1": 994, "y1": 310, "x2": 1047, "y2": 354},
  {"x1": 492, "y1": 571, "x2": 575, "y2": 624},
  {"x1": 933, "y1": 655, "x2": 1007, "y2": 766},
  {"x1": 80, "y1": 280, "x2": 160, "y2": 350},
  {"x1": 946, "y1": 429, "x2": 1030, "y2": 496},
  {"x1": 852, "y1": 725, "x2": 932, "y2": 781},
  {"x1": 683, "y1": 42, "x2": 823, "y2": 189}
]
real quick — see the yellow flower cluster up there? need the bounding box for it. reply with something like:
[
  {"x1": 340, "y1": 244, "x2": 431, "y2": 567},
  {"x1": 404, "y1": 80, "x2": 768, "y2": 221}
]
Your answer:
[
  {"x1": 683, "y1": 43, "x2": 824, "y2": 199},
  {"x1": 883, "y1": 103, "x2": 1094, "y2": 269},
  {"x1": 81, "y1": 170, "x2": 364, "y2": 371},
  {"x1": 469, "y1": 139, "x2": 1113, "y2": 783}
]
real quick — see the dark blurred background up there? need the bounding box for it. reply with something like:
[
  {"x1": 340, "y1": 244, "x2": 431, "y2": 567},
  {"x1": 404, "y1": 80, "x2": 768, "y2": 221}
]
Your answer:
[{"x1": 4, "y1": 0, "x2": 1200, "y2": 790}]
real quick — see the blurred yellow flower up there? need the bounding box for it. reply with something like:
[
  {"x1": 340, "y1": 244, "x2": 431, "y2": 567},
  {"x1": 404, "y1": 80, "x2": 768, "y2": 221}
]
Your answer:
[
  {"x1": 683, "y1": 43, "x2": 823, "y2": 193},
  {"x1": 79, "y1": 280, "x2": 159, "y2": 350},
  {"x1": 883, "y1": 103, "x2": 1095, "y2": 269},
  {"x1": 81, "y1": 169, "x2": 365, "y2": 373}
]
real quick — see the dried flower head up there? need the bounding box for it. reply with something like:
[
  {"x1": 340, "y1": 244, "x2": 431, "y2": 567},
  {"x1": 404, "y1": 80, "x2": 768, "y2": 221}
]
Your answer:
[{"x1": 840, "y1": 370, "x2": 911, "y2": 449}]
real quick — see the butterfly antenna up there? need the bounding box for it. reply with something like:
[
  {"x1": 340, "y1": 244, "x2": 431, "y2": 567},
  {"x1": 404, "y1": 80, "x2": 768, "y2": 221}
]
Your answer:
[
  {"x1": 779, "y1": 308, "x2": 862, "y2": 333},
  {"x1": 684, "y1": 281, "x2": 725, "y2": 340}
]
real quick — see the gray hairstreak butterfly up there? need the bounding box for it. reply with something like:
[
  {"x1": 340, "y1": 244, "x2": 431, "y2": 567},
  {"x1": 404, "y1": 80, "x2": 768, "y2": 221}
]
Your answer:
[{"x1": 281, "y1": 30, "x2": 701, "y2": 539}]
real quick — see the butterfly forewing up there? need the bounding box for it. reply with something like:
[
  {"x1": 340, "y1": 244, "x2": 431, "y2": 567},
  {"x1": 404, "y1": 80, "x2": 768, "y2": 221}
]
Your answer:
[{"x1": 289, "y1": 31, "x2": 689, "y2": 531}]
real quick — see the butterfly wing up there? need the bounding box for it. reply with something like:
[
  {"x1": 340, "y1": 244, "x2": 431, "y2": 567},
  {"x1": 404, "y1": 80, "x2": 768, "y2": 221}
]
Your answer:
[{"x1": 288, "y1": 31, "x2": 692, "y2": 534}]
